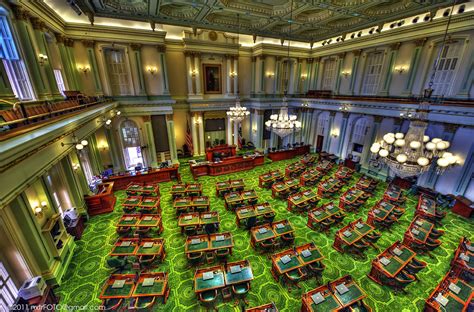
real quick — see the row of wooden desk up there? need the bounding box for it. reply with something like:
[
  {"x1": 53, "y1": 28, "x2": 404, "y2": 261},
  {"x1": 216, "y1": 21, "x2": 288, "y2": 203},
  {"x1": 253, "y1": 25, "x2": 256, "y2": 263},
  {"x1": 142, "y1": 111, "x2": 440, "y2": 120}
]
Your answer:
[
  {"x1": 173, "y1": 196, "x2": 210, "y2": 214},
  {"x1": 224, "y1": 190, "x2": 258, "y2": 210},
  {"x1": 103, "y1": 166, "x2": 179, "y2": 190},
  {"x1": 190, "y1": 154, "x2": 264, "y2": 179},
  {"x1": 122, "y1": 196, "x2": 160, "y2": 213},
  {"x1": 267, "y1": 145, "x2": 311, "y2": 161}
]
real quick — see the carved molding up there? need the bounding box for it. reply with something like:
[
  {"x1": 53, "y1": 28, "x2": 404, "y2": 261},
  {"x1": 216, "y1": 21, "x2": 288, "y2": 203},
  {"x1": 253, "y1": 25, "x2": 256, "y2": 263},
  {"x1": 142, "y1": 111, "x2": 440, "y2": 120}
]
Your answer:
[
  {"x1": 130, "y1": 43, "x2": 142, "y2": 51},
  {"x1": 82, "y1": 40, "x2": 95, "y2": 48}
]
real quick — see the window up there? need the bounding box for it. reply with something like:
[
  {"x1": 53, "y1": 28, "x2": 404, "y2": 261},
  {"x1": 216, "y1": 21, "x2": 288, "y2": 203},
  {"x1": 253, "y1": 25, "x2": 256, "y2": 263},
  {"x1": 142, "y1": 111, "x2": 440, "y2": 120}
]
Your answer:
[
  {"x1": 351, "y1": 118, "x2": 368, "y2": 144},
  {"x1": 105, "y1": 48, "x2": 131, "y2": 95},
  {"x1": 317, "y1": 113, "x2": 329, "y2": 136},
  {"x1": 321, "y1": 58, "x2": 337, "y2": 90},
  {"x1": 361, "y1": 52, "x2": 384, "y2": 95},
  {"x1": 121, "y1": 120, "x2": 144, "y2": 169},
  {"x1": 0, "y1": 13, "x2": 34, "y2": 100},
  {"x1": 53, "y1": 69, "x2": 66, "y2": 96},
  {"x1": 0, "y1": 262, "x2": 18, "y2": 310},
  {"x1": 427, "y1": 43, "x2": 461, "y2": 96}
]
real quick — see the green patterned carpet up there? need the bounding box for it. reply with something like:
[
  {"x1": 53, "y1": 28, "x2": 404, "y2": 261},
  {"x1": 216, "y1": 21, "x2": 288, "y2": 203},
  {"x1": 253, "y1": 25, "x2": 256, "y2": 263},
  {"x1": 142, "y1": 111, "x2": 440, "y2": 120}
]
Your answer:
[{"x1": 57, "y1": 156, "x2": 473, "y2": 311}]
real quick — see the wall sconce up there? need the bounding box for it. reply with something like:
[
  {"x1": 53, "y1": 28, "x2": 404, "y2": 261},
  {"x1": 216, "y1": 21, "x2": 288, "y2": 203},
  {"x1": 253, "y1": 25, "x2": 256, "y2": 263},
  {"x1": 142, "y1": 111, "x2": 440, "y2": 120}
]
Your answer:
[
  {"x1": 146, "y1": 66, "x2": 157, "y2": 75},
  {"x1": 301, "y1": 101, "x2": 309, "y2": 107},
  {"x1": 338, "y1": 104, "x2": 349, "y2": 111},
  {"x1": 113, "y1": 110, "x2": 121, "y2": 117},
  {"x1": 72, "y1": 163, "x2": 81, "y2": 171},
  {"x1": 61, "y1": 134, "x2": 88, "y2": 150},
  {"x1": 191, "y1": 69, "x2": 197, "y2": 77},
  {"x1": 78, "y1": 65, "x2": 90, "y2": 74},
  {"x1": 194, "y1": 116, "x2": 202, "y2": 124},
  {"x1": 267, "y1": 72, "x2": 275, "y2": 79},
  {"x1": 38, "y1": 54, "x2": 48, "y2": 66},
  {"x1": 230, "y1": 71, "x2": 237, "y2": 78},
  {"x1": 98, "y1": 141, "x2": 108, "y2": 151},
  {"x1": 331, "y1": 129, "x2": 340, "y2": 138},
  {"x1": 301, "y1": 74, "x2": 307, "y2": 81},
  {"x1": 252, "y1": 127, "x2": 257, "y2": 133},
  {"x1": 34, "y1": 201, "x2": 47, "y2": 217},
  {"x1": 341, "y1": 71, "x2": 351, "y2": 78},
  {"x1": 394, "y1": 66, "x2": 407, "y2": 74}
]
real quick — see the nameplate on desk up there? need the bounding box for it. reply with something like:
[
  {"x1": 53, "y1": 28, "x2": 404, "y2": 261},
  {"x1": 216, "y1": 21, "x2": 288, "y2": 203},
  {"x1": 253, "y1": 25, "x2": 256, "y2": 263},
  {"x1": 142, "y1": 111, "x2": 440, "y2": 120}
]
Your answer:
[
  {"x1": 311, "y1": 292, "x2": 325, "y2": 304},
  {"x1": 373, "y1": 209, "x2": 380, "y2": 214},
  {"x1": 280, "y1": 255, "x2": 291, "y2": 264},
  {"x1": 244, "y1": 192, "x2": 252, "y2": 196},
  {"x1": 202, "y1": 272, "x2": 214, "y2": 280},
  {"x1": 335, "y1": 283, "x2": 349, "y2": 295},
  {"x1": 231, "y1": 181, "x2": 239, "y2": 185},
  {"x1": 459, "y1": 253, "x2": 470, "y2": 262},
  {"x1": 415, "y1": 220, "x2": 423, "y2": 226},
  {"x1": 230, "y1": 265, "x2": 242, "y2": 274},
  {"x1": 466, "y1": 244, "x2": 474, "y2": 252},
  {"x1": 343, "y1": 230, "x2": 352, "y2": 237},
  {"x1": 257, "y1": 206, "x2": 264, "y2": 211},
  {"x1": 143, "y1": 216, "x2": 152, "y2": 221},
  {"x1": 215, "y1": 235, "x2": 225, "y2": 242},
  {"x1": 293, "y1": 196, "x2": 301, "y2": 200},
  {"x1": 144, "y1": 199, "x2": 153, "y2": 203},
  {"x1": 301, "y1": 249, "x2": 312, "y2": 258},
  {"x1": 143, "y1": 242, "x2": 154, "y2": 248},
  {"x1": 184, "y1": 215, "x2": 193, "y2": 221},
  {"x1": 191, "y1": 239, "x2": 201, "y2": 245},
  {"x1": 355, "y1": 222, "x2": 364, "y2": 229},
  {"x1": 203, "y1": 214, "x2": 212, "y2": 219},
  {"x1": 380, "y1": 257, "x2": 391, "y2": 266},
  {"x1": 393, "y1": 248, "x2": 403, "y2": 256},
  {"x1": 411, "y1": 229, "x2": 420, "y2": 235},
  {"x1": 449, "y1": 282, "x2": 461, "y2": 294},
  {"x1": 124, "y1": 217, "x2": 133, "y2": 221},
  {"x1": 142, "y1": 278, "x2": 155, "y2": 287},
  {"x1": 112, "y1": 280, "x2": 125, "y2": 289},
  {"x1": 435, "y1": 293, "x2": 449, "y2": 306},
  {"x1": 314, "y1": 211, "x2": 322, "y2": 216},
  {"x1": 303, "y1": 191, "x2": 311, "y2": 196},
  {"x1": 258, "y1": 228, "x2": 268, "y2": 234},
  {"x1": 275, "y1": 223, "x2": 285, "y2": 229},
  {"x1": 120, "y1": 241, "x2": 131, "y2": 247}
]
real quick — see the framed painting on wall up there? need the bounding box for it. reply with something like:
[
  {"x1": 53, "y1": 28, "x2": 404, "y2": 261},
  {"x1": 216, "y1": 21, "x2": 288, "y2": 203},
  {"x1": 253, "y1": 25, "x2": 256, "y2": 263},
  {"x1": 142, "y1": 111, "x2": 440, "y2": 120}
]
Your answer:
[{"x1": 203, "y1": 64, "x2": 222, "y2": 94}]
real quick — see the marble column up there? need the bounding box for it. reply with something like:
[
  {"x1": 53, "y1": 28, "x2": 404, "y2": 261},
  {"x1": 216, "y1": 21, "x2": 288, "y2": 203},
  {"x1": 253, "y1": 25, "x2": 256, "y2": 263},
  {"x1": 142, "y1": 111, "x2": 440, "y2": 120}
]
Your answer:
[
  {"x1": 104, "y1": 127, "x2": 124, "y2": 171},
  {"x1": 311, "y1": 58, "x2": 320, "y2": 90},
  {"x1": 226, "y1": 117, "x2": 233, "y2": 145},
  {"x1": 194, "y1": 53, "x2": 202, "y2": 96},
  {"x1": 157, "y1": 45, "x2": 170, "y2": 95},
  {"x1": 348, "y1": 50, "x2": 362, "y2": 95},
  {"x1": 12, "y1": 7, "x2": 50, "y2": 100},
  {"x1": 250, "y1": 56, "x2": 256, "y2": 96},
  {"x1": 402, "y1": 38, "x2": 427, "y2": 96},
  {"x1": 60, "y1": 157, "x2": 86, "y2": 214},
  {"x1": 0, "y1": 60, "x2": 16, "y2": 100},
  {"x1": 233, "y1": 56, "x2": 238, "y2": 95},
  {"x1": 325, "y1": 112, "x2": 336, "y2": 152},
  {"x1": 82, "y1": 40, "x2": 103, "y2": 95},
  {"x1": 191, "y1": 114, "x2": 199, "y2": 157},
  {"x1": 166, "y1": 117, "x2": 178, "y2": 164},
  {"x1": 55, "y1": 34, "x2": 76, "y2": 91},
  {"x1": 337, "y1": 113, "x2": 350, "y2": 158},
  {"x1": 274, "y1": 57, "x2": 281, "y2": 94},
  {"x1": 379, "y1": 43, "x2": 400, "y2": 96},
  {"x1": 143, "y1": 118, "x2": 158, "y2": 167},
  {"x1": 334, "y1": 53, "x2": 345, "y2": 95},
  {"x1": 287, "y1": 60, "x2": 295, "y2": 94},
  {"x1": 198, "y1": 114, "x2": 205, "y2": 156},
  {"x1": 130, "y1": 43, "x2": 147, "y2": 95},
  {"x1": 185, "y1": 52, "x2": 194, "y2": 96},
  {"x1": 30, "y1": 18, "x2": 62, "y2": 100},
  {"x1": 457, "y1": 48, "x2": 473, "y2": 98},
  {"x1": 233, "y1": 120, "x2": 239, "y2": 149},
  {"x1": 308, "y1": 111, "x2": 319, "y2": 150},
  {"x1": 361, "y1": 116, "x2": 383, "y2": 174},
  {"x1": 226, "y1": 55, "x2": 232, "y2": 96}
]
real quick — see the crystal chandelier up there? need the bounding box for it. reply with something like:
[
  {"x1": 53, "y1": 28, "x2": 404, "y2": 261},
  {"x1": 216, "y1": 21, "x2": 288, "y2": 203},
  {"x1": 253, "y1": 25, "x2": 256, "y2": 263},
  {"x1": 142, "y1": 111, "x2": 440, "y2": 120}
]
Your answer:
[
  {"x1": 369, "y1": 5, "x2": 460, "y2": 178},
  {"x1": 265, "y1": 96, "x2": 301, "y2": 138},
  {"x1": 226, "y1": 14, "x2": 249, "y2": 124},
  {"x1": 226, "y1": 97, "x2": 249, "y2": 122},
  {"x1": 265, "y1": 0, "x2": 301, "y2": 138}
]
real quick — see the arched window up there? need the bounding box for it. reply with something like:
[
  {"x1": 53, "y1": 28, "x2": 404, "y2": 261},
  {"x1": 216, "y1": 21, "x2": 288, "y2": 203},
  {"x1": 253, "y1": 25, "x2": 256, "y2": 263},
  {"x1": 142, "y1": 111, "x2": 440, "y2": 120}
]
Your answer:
[
  {"x1": 121, "y1": 120, "x2": 144, "y2": 170},
  {"x1": 104, "y1": 48, "x2": 131, "y2": 95},
  {"x1": 426, "y1": 42, "x2": 462, "y2": 96},
  {"x1": 0, "y1": 261, "x2": 18, "y2": 309},
  {"x1": 361, "y1": 52, "x2": 384, "y2": 95},
  {"x1": 321, "y1": 58, "x2": 337, "y2": 90},
  {"x1": 0, "y1": 8, "x2": 34, "y2": 100},
  {"x1": 351, "y1": 118, "x2": 368, "y2": 145},
  {"x1": 317, "y1": 113, "x2": 329, "y2": 136}
]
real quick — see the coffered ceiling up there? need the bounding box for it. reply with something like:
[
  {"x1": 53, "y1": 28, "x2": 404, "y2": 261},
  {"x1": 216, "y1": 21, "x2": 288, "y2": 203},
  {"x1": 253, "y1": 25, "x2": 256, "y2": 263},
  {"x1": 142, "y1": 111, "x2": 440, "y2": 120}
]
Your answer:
[{"x1": 71, "y1": 0, "x2": 459, "y2": 42}]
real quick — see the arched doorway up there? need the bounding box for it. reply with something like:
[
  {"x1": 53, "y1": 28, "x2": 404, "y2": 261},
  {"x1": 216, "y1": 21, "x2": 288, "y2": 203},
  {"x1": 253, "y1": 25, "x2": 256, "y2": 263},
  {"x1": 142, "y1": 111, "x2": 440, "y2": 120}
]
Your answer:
[{"x1": 120, "y1": 120, "x2": 144, "y2": 170}]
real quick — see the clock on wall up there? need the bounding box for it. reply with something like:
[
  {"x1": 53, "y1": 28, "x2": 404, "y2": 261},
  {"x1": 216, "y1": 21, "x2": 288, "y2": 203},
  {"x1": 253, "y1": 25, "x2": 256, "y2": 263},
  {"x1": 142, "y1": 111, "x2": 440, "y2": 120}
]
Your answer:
[{"x1": 208, "y1": 31, "x2": 218, "y2": 41}]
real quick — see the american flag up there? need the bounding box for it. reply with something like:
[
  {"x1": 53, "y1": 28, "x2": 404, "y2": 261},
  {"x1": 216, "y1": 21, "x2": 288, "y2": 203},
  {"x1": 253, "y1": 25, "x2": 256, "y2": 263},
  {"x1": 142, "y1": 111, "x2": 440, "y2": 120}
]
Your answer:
[{"x1": 185, "y1": 120, "x2": 193, "y2": 154}]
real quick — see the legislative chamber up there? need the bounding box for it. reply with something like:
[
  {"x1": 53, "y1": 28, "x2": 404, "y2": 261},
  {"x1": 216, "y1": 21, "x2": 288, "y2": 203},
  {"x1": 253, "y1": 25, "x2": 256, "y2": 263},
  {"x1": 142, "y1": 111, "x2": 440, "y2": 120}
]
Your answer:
[{"x1": 0, "y1": 1, "x2": 473, "y2": 312}]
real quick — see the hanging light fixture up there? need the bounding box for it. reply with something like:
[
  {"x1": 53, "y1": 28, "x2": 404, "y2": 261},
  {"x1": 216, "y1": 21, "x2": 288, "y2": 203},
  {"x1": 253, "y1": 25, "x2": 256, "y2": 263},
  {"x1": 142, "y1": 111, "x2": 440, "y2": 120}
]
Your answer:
[
  {"x1": 61, "y1": 134, "x2": 88, "y2": 150},
  {"x1": 370, "y1": 5, "x2": 460, "y2": 178},
  {"x1": 265, "y1": 0, "x2": 301, "y2": 138},
  {"x1": 226, "y1": 14, "x2": 250, "y2": 123}
]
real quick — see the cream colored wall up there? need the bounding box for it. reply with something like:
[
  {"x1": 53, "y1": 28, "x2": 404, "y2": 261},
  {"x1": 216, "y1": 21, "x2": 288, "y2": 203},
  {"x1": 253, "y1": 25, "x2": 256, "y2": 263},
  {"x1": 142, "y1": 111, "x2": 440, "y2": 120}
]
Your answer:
[
  {"x1": 94, "y1": 127, "x2": 113, "y2": 167},
  {"x1": 264, "y1": 56, "x2": 276, "y2": 94},
  {"x1": 72, "y1": 41, "x2": 95, "y2": 96},
  {"x1": 141, "y1": 46, "x2": 164, "y2": 95},
  {"x1": 23, "y1": 180, "x2": 51, "y2": 228},
  {"x1": 173, "y1": 108, "x2": 189, "y2": 150},
  {"x1": 389, "y1": 42, "x2": 415, "y2": 95},
  {"x1": 166, "y1": 50, "x2": 187, "y2": 98},
  {"x1": 238, "y1": 56, "x2": 252, "y2": 97}
]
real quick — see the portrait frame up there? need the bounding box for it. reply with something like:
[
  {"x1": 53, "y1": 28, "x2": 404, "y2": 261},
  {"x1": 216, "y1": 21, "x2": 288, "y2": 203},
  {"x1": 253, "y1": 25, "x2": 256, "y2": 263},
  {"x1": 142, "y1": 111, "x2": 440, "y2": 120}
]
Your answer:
[{"x1": 202, "y1": 64, "x2": 222, "y2": 94}]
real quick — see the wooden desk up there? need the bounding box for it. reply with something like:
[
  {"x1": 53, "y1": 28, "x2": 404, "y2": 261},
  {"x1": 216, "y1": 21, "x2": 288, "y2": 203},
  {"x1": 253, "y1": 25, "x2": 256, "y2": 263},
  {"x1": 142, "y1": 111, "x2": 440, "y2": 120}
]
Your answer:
[
  {"x1": 356, "y1": 176, "x2": 377, "y2": 191},
  {"x1": 250, "y1": 220, "x2": 294, "y2": 249},
  {"x1": 285, "y1": 162, "x2": 306, "y2": 178},
  {"x1": 301, "y1": 275, "x2": 368, "y2": 312},
  {"x1": 84, "y1": 182, "x2": 116, "y2": 216},
  {"x1": 185, "y1": 232, "x2": 234, "y2": 255},
  {"x1": 384, "y1": 185, "x2": 402, "y2": 202},
  {"x1": 259, "y1": 170, "x2": 284, "y2": 188},
  {"x1": 339, "y1": 188, "x2": 366, "y2": 211},
  {"x1": 367, "y1": 201, "x2": 401, "y2": 226},
  {"x1": 452, "y1": 196, "x2": 473, "y2": 218},
  {"x1": 110, "y1": 238, "x2": 165, "y2": 261},
  {"x1": 335, "y1": 166, "x2": 354, "y2": 180},
  {"x1": 287, "y1": 190, "x2": 319, "y2": 212},
  {"x1": 235, "y1": 203, "x2": 274, "y2": 227},
  {"x1": 425, "y1": 272, "x2": 473, "y2": 312},
  {"x1": 451, "y1": 237, "x2": 474, "y2": 276},
  {"x1": 116, "y1": 214, "x2": 163, "y2": 234},
  {"x1": 416, "y1": 195, "x2": 441, "y2": 222},
  {"x1": 178, "y1": 211, "x2": 219, "y2": 233},
  {"x1": 99, "y1": 274, "x2": 136, "y2": 300},
  {"x1": 307, "y1": 203, "x2": 344, "y2": 231},
  {"x1": 173, "y1": 196, "x2": 210, "y2": 214},
  {"x1": 318, "y1": 178, "x2": 342, "y2": 197},
  {"x1": 104, "y1": 166, "x2": 179, "y2": 190},
  {"x1": 300, "y1": 169, "x2": 322, "y2": 186},
  {"x1": 126, "y1": 183, "x2": 160, "y2": 196},
  {"x1": 224, "y1": 190, "x2": 258, "y2": 210},
  {"x1": 206, "y1": 144, "x2": 236, "y2": 161},
  {"x1": 268, "y1": 145, "x2": 310, "y2": 161},
  {"x1": 190, "y1": 155, "x2": 264, "y2": 179},
  {"x1": 368, "y1": 241, "x2": 418, "y2": 286},
  {"x1": 315, "y1": 160, "x2": 333, "y2": 173},
  {"x1": 270, "y1": 242, "x2": 323, "y2": 281},
  {"x1": 132, "y1": 272, "x2": 170, "y2": 303},
  {"x1": 216, "y1": 179, "x2": 245, "y2": 196},
  {"x1": 333, "y1": 219, "x2": 376, "y2": 253},
  {"x1": 403, "y1": 217, "x2": 437, "y2": 250},
  {"x1": 272, "y1": 179, "x2": 300, "y2": 198},
  {"x1": 246, "y1": 303, "x2": 278, "y2": 312},
  {"x1": 171, "y1": 183, "x2": 202, "y2": 198}
]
